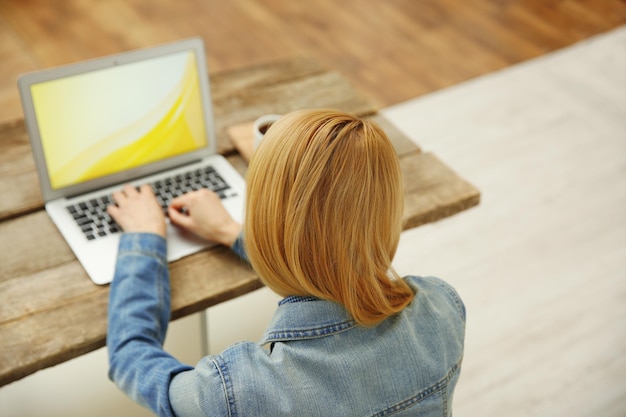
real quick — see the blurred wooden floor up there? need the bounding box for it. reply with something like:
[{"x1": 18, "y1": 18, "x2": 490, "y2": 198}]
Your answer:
[{"x1": 1, "y1": 0, "x2": 625, "y2": 125}]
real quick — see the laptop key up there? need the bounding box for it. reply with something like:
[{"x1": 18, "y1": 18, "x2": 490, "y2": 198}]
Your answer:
[{"x1": 75, "y1": 215, "x2": 93, "y2": 226}]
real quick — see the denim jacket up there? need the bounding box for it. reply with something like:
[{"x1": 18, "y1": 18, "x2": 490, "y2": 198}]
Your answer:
[{"x1": 108, "y1": 233, "x2": 466, "y2": 417}]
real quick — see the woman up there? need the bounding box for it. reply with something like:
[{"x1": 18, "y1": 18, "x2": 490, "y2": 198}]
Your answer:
[{"x1": 107, "y1": 109, "x2": 466, "y2": 416}]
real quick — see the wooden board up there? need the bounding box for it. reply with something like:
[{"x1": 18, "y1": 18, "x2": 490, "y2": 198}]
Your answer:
[
  {"x1": 0, "y1": 119, "x2": 40, "y2": 220},
  {"x1": 400, "y1": 152, "x2": 480, "y2": 229}
]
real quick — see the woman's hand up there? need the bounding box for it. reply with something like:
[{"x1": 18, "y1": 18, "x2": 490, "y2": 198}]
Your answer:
[
  {"x1": 168, "y1": 189, "x2": 242, "y2": 247},
  {"x1": 107, "y1": 184, "x2": 167, "y2": 237}
]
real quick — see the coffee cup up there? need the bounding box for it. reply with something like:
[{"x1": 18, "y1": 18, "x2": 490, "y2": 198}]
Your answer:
[{"x1": 253, "y1": 114, "x2": 282, "y2": 149}]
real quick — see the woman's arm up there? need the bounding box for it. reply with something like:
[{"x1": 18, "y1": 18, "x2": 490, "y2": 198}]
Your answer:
[
  {"x1": 107, "y1": 185, "x2": 191, "y2": 416},
  {"x1": 107, "y1": 233, "x2": 193, "y2": 417}
]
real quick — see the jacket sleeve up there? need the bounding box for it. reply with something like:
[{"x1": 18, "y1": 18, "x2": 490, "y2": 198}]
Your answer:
[
  {"x1": 107, "y1": 233, "x2": 193, "y2": 417},
  {"x1": 231, "y1": 232, "x2": 249, "y2": 263}
]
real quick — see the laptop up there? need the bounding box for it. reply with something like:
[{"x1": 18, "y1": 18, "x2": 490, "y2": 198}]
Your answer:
[{"x1": 17, "y1": 38, "x2": 246, "y2": 285}]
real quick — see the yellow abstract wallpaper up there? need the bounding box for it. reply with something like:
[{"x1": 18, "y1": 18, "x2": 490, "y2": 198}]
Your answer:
[{"x1": 31, "y1": 51, "x2": 206, "y2": 189}]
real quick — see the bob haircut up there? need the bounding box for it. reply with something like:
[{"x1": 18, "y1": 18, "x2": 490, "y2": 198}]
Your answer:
[{"x1": 244, "y1": 109, "x2": 414, "y2": 326}]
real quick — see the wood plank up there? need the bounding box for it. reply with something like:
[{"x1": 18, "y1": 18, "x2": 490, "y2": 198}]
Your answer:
[
  {"x1": 209, "y1": 55, "x2": 326, "y2": 97},
  {"x1": 0, "y1": 211, "x2": 74, "y2": 283},
  {"x1": 401, "y1": 152, "x2": 480, "y2": 230},
  {"x1": 440, "y1": 0, "x2": 545, "y2": 63},
  {"x1": 369, "y1": 114, "x2": 421, "y2": 157},
  {"x1": 226, "y1": 121, "x2": 257, "y2": 163},
  {"x1": 0, "y1": 119, "x2": 41, "y2": 220},
  {"x1": 169, "y1": 247, "x2": 263, "y2": 319},
  {"x1": 0, "y1": 285, "x2": 109, "y2": 385},
  {"x1": 499, "y1": 5, "x2": 577, "y2": 51}
]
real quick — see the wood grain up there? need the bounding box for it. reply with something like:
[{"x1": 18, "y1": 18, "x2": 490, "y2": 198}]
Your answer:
[
  {"x1": 0, "y1": 0, "x2": 624, "y2": 126},
  {"x1": 0, "y1": 119, "x2": 41, "y2": 220},
  {"x1": 401, "y1": 152, "x2": 480, "y2": 230}
]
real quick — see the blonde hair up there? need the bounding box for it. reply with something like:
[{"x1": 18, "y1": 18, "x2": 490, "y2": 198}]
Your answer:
[{"x1": 244, "y1": 109, "x2": 414, "y2": 326}]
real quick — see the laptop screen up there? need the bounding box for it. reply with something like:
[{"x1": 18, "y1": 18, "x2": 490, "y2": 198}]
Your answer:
[{"x1": 29, "y1": 50, "x2": 208, "y2": 190}]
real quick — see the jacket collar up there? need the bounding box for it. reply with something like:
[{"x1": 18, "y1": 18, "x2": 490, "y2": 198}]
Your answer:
[{"x1": 260, "y1": 296, "x2": 356, "y2": 345}]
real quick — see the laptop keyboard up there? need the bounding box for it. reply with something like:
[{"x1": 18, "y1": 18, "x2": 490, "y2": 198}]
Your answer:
[{"x1": 66, "y1": 165, "x2": 236, "y2": 241}]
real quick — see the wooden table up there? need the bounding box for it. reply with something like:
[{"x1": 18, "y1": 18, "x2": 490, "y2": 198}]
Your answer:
[{"x1": 0, "y1": 56, "x2": 479, "y2": 386}]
